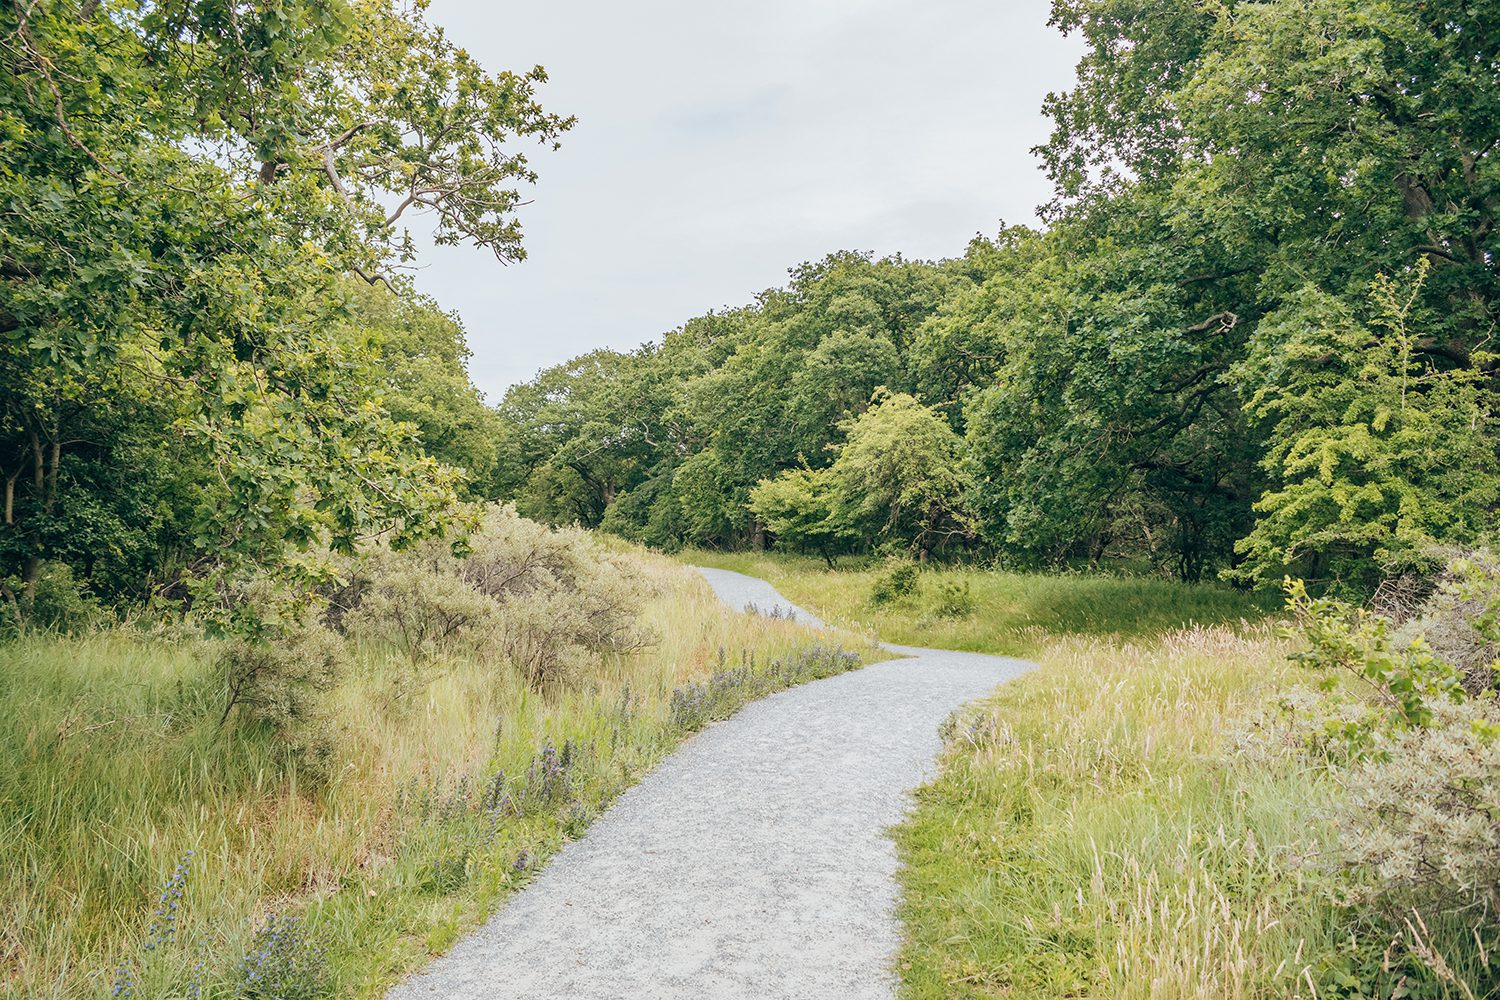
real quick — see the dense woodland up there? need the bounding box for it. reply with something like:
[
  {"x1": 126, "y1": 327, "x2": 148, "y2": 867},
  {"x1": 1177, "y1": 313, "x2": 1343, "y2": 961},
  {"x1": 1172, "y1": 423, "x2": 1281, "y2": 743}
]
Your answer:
[
  {"x1": 495, "y1": 1, "x2": 1500, "y2": 589},
  {"x1": 5, "y1": 0, "x2": 1500, "y2": 626}
]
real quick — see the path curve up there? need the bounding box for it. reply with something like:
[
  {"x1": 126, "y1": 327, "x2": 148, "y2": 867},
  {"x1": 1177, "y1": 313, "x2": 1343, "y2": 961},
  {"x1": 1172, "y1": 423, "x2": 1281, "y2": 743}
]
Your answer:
[{"x1": 387, "y1": 567, "x2": 1032, "y2": 999}]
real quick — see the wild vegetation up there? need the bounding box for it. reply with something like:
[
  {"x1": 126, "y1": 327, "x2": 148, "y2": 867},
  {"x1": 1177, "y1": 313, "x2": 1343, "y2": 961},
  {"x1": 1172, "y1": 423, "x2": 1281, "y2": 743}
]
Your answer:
[
  {"x1": 5, "y1": 1, "x2": 1500, "y2": 998},
  {"x1": 496, "y1": 1, "x2": 1499, "y2": 592},
  {"x1": 1, "y1": 516, "x2": 872, "y2": 998}
]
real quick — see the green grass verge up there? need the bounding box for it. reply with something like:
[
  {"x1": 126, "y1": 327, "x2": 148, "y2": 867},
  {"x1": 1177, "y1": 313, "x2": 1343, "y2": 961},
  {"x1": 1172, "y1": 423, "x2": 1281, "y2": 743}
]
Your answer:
[
  {"x1": 686, "y1": 550, "x2": 1276, "y2": 656},
  {"x1": 893, "y1": 628, "x2": 1347, "y2": 998}
]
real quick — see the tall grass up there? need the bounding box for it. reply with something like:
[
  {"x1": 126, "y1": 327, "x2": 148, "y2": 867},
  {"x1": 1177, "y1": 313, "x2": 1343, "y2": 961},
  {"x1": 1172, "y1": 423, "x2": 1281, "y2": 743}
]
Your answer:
[
  {"x1": 893, "y1": 627, "x2": 1341, "y2": 999},
  {"x1": 686, "y1": 550, "x2": 1277, "y2": 655},
  {"x1": 0, "y1": 555, "x2": 874, "y2": 998}
]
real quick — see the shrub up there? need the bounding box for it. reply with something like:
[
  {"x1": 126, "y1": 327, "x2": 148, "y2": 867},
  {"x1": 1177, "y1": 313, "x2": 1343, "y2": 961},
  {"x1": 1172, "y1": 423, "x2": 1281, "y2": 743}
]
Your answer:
[
  {"x1": 331, "y1": 505, "x2": 659, "y2": 687},
  {"x1": 342, "y1": 560, "x2": 499, "y2": 660},
  {"x1": 1398, "y1": 550, "x2": 1500, "y2": 695},
  {"x1": 931, "y1": 578, "x2": 974, "y2": 619},
  {"x1": 1, "y1": 560, "x2": 99, "y2": 634},
  {"x1": 1331, "y1": 696, "x2": 1500, "y2": 917},
  {"x1": 462, "y1": 509, "x2": 659, "y2": 686},
  {"x1": 220, "y1": 618, "x2": 345, "y2": 771},
  {"x1": 1276, "y1": 553, "x2": 1500, "y2": 978},
  {"x1": 869, "y1": 559, "x2": 920, "y2": 605}
]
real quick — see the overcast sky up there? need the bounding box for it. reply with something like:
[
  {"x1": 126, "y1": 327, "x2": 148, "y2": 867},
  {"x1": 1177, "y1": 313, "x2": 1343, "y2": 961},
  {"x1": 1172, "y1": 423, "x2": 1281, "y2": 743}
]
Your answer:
[{"x1": 411, "y1": 0, "x2": 1085, "y2": 400}]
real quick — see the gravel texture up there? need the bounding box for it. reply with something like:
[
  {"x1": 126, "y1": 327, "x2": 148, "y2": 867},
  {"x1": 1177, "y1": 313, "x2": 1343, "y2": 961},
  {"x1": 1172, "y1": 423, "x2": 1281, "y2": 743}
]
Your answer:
[{"x1": 386, "y1": 566, "x2": 1031, "y2": 1000}]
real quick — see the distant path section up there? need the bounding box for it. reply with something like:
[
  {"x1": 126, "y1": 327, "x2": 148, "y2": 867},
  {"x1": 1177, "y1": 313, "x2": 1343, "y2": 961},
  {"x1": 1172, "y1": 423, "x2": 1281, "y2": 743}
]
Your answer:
[{"x1": 387, "y1": 567, "x2": 1032, "y2": 1000}]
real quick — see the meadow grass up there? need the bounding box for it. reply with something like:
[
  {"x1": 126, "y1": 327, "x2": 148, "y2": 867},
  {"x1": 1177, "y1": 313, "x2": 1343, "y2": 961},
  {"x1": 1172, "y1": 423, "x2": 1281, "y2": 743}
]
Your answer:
[
  {"x1": 0, "y1": 555, "x2": 875, "y2": 998},
  {"x1": 893, "y1": 627, "x2": 1345, "y2": 998},
  {"x1": 685, "y1": 550, "x2": 1277, "y2": 656}
]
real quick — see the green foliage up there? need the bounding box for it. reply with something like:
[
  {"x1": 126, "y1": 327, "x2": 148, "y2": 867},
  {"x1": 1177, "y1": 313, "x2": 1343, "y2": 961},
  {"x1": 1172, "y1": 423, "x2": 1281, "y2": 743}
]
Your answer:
[
  {"x1": 0, "y1": 561, "x2": 98, "y2": 635},
  {"x1": 930, "y1": 579, "x2": 974, "y2": 620},
  {"x1": 342, "y1": 282, "x2": 505, "y2": 494},
  {"x1": 826, "y1": 390, "x2": 976, "y2": 558},
  {"x1": 748, "y1": 467, "x2": 849, "y2": 566},
  {"x1": 220, "y1": 612, "x2": 347, "y2": 773},
  {"x1": 869, "y1": 560, "x2": 921, "y2": 606},
  {"x1": 1284, "y1": 578, "x2": 1464, "y2": 731},
  {"x1": 0, "y1": 0, "x2": 568, "y2": 622},
  {"x1": 493, "y1": 1, "x2": 1500, "y2": 594},
  {"x1": 1235, "y1": 269, "x2": 1500, "y2": 590}
]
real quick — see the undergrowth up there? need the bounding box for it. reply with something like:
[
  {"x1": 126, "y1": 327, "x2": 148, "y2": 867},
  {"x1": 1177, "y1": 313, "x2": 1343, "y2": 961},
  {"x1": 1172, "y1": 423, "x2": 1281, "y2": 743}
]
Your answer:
[{"x1": 0, "y1": 549, "x2": 872, "y2": 998}]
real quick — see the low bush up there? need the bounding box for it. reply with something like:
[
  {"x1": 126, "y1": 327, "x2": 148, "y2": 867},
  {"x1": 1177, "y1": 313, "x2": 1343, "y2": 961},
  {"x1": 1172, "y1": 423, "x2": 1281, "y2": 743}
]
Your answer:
[
  {"x1": 0, "y1": 560, "x2": 100, "y2": 635},
  {"x1": 930, "y1": 578, "x2": 973, "y2": 619},
  {"x1": 869, "y1": 559, "x2": 921, "y2": 606},
  {"x1": 342, "y1": 561, "x2": 499, "y2": 661},
  {"x1": 336, "y1": 506, "x2": 659, "y2": 686},
  {"x1": 220, "y1": 616, "x2": 346, "y2": 773},
  {"x1": 1397, "y1": 550, "x2": 1500, "y2": 694}
]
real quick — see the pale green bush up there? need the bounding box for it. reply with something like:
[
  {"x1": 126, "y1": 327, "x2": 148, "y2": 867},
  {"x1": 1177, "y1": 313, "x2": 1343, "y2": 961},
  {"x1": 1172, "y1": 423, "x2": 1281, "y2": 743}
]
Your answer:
[
  {"x1": 220, "y1": 616, "x2": 346, "y2": 772},
  {"x1": 1399, "y1": 550, "x2": 1500, "y2": 695},
  {"x1": 343, "y1": 560, "x2": 499, "y2": 661},
  {"x1": 1270, "y1": 556, "x2": 1500, "y2": 940},
  {"x1": 1333, "y1": 696, "x2": 1500, "y2": 916},
  {"x1": 334, "y1": 505, "x2": 659, "y2": 687}
]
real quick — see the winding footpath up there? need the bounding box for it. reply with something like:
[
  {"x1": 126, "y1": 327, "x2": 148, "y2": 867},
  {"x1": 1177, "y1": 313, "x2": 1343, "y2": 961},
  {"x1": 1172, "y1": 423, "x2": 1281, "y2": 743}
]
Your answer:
[{"x1": 387, "y1": 567, "x2": 1032, "y2": 999}]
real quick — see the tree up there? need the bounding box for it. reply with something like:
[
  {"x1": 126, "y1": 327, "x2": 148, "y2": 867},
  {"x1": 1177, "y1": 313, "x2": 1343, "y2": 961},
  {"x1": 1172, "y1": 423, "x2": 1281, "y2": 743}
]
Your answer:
[
  {"x1": 342, "y1": 282, "x2": 504, "y2": 494},
  {"x1": 748, "y1": 468, "x2": 850, "y2": 567},
  {"x1": 0, "y1": 0, "x2": 570, "y2": 618},
  {"x1": 826, "y1": 390, "x2": 975, "y2": 561},
  {"x1": 1233, "y1": 267, "x2": 1500, "y2": 591}
]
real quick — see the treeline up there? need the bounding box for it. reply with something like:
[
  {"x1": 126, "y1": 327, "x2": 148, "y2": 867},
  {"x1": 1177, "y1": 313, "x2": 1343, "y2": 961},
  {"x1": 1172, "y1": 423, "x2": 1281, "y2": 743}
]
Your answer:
[{"x1": 495, "y1": 0, "x2": 1500, "y2": 589}]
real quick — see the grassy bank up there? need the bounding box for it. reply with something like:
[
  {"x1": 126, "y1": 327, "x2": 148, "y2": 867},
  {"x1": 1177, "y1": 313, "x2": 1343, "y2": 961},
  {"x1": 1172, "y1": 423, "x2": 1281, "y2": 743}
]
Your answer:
[
  {"x1": 1, "y1": 555, "x2": 874, "y2": 999},
  {"x1": 686, "y1": 551, "x2": 1276, "y2": 656},
  {"x1": 896, "y1": 626, "x2": 1337, "y2": 998}
]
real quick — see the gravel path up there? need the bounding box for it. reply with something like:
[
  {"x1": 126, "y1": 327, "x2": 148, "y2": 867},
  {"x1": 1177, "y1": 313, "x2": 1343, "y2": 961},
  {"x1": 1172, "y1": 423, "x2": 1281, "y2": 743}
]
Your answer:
[{"x1": 387, "y1": 567, "x2": 1031, "y2": 1000}]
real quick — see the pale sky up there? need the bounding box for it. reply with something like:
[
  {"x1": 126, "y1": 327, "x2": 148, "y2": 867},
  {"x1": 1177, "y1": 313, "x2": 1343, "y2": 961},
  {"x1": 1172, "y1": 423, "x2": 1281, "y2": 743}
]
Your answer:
[{"x1": 411, "y1": 1, "x2": 1085, "y2": 399}]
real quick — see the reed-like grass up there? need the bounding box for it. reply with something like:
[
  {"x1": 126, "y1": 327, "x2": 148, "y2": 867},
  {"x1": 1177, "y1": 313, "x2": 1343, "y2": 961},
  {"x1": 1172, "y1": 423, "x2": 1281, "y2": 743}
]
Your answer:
[{"x1": 0, "y1": 555, "x2": 875, "y2": 998}]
